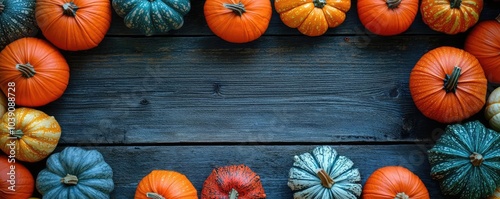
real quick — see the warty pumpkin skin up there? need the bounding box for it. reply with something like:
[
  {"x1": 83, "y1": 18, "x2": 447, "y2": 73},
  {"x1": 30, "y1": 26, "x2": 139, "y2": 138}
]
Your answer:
[
  {"x1": 36, "y1": 147, "x2": 115, "y2": 199},
  {"x1": 409, "y1": 46, "x2": 487, "y2": 123},
  {"x1": 428, "y1": 121, "x2": 500, "y2": 199},
  {"x1": 464, "y1": 15, "x2": 500, "y2": 84},
  {"x1": 204, "y1": 0, "x2": 272, "y2": 43},
  {"x1": 362, "y1": 166, "x2": 430, "y2": 199},
  {"x1": 0, "y1": 107, "x2": 61, "y2": 163},
  {"x1": 201, "y1": 164, "x2": 266, "y2": 199},
  {"x1": 275, "y1": 0, "x2": 351, "y2": 37},
  {"x1": 0, "y1": 37, "x2": 70, "y2": 107},
  {"x1": 0, "y1": 0, "x2": 38, "y2": 49},
  {"x1": 135, "y1": 170, "x2": 198, "y2": 199},
  {"x1": 420, "y1": 0, "x2": 483, "y2": 34},
  {"x1": 35, "y1": 0, "x2": 112, "y2": 51},
  {"x1": 485, "y1": 87, "x2": 500, "y2": 131},
  {"x1": 288, "y1": 145, "x2": 362, "y2": 199},
  {"x1": 0, "y1": 155, "x2": 35, "y2": 199},
  {"x1": 357, "y1": 0, "x2": 418, "y2": 36},
  {"x1": 112, "y1": 0, "x2": 191, "y2": 36}
]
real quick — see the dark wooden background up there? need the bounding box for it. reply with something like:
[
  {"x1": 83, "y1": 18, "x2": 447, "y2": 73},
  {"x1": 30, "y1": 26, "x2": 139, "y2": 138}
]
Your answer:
[{"x1": 21, "y1": 0, "x2": 499, "y2": 198}]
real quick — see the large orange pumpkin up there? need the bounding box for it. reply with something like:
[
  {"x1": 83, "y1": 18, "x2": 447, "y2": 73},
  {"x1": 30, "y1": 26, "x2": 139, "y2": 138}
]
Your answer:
[
  {"x1": 357, "y1": 0, "x2": 419, "y2": 36},
  {"x1": 135, "y1": 170, "x2": 198, "y2": 199},
  {"x1": 0, "y1": 155, "x2": 35, "y2": 199},
  {"x1": 35, "y1": 0, "x2": 112, "y2": 51},
  {"x1": 204, "y1": 0, "x2": 272, "y2": 43},
  {"x1": 420, "y1": 0, "x2": 483, "y2": 34},
  {"x1": 409, "y1": 46, "x2": 487, "y2": 123},
  {"x1": 275, "y1": 0, "x2": 351, "y2": 36},
  {"x1": 362, "y1": 166, "x2": 430, "y2": 199},
  {"x1": 0, "y1": 107, "x2": 61, "y2": 163},
  {"x1": 464, "y1": 15, "x2": 500, "y2": 83},
  {"x1": 0, "y1": 37, "x2": 69, "y2": 107}
]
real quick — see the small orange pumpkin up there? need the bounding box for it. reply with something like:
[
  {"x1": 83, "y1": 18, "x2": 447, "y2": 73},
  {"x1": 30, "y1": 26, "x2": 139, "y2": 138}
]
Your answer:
[
  {"x1": 275, "y1": 0, "x2": 351, "y2": 36},
  {"x1": 0, "y1": 107, "x2": 61, "y2": 162},
  {"x1": 0, "y1": 155, "x2": 35, "y2": 199},
  {"x1": 202, "y1": 164, "x2": 266, "y2": 199},
  {"x1": 35, "y1": 0, "x2": 112, "y2": 51},
  {"x1": 362, "y1": 166, "x2": 430, "y2": 199},
  {"x1": 409, "y1": 46, "x2": 487, "y2": 123},
  {"x1": 135, "y1": 170, "x2": 198, "y2": 199},
  {"x1": 420, "y1": 0, "x2": 483, "y2": 34},
  {"x1": 204, "y1": 0, "x2": 272, "y2": 43},
  {"x1": 357, "y1": 0, "x2": 419, "y2": 35}
]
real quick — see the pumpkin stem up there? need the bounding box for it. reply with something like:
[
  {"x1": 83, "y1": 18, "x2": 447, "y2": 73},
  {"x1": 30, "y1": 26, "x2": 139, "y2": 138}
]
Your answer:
[
  {"x1": 395, "y1": 192, "x2": 410, "y2": 199},
  {"x1": 16, "y1": 63, "x2": 36, "y2": 78},
  {"x1": 313, "y1": 0, "x2": 327, "y2": 8},
  {"x1": 8, "y1": 130, "x2": 24, "y2": 139},
  {"x1": 61, "y1": 174, "x2": 78, "y2": 185},
  {"x1": 62, "y1": 2, "x2": 78, "y2": 16},
  {"x1": 316, "y1": 168, "x2": 335, "y2": 188},
  {"x1": 443, "y1": 66, "x2": 461, "y2": 93},
  {"x1": 146, "y1": 192, "x2": 166, "y2": 199},
  {"x1": 450, "y1": 0, "x2": 462, "y2": 8},
  {"x1": 386, "y1": 0, "x2": 402, "y2": 9},
  {"x1": 229, "y1": 188, "x2": 239, "y2": 199},
  {"x1": 470, "y1": 152, "x2": 484, "y2": 166},
  {"x1": 223, "y1": 2, "x2": 246, "y2": 16}
]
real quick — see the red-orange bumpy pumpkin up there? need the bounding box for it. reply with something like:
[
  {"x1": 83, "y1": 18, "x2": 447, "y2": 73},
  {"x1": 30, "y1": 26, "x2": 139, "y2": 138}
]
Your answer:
[
  {"x1": 204, "y1": 0, "x2": 272, "y2": 43},
  {"x1": 409, "y1": 46, "x2": 487, "y2": 123},
  {"x1": 35, "y1": 0, "x2": 112, "y2": 51},
  {"x1": 357, "y1": 0, "x2": 418, "y2": 36},
  {"x1": 202, "y1": 164, "x2": 266, "y2": 199},
  {"x1": 0, "y1": 37, "x2": 69, "y2": 107}
]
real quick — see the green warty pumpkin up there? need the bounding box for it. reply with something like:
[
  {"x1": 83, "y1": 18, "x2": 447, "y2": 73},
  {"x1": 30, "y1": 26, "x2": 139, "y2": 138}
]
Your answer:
[
  {"x1": 112, "y1": 0, "x2": 191, "y2": 36},
  {"x1": 428, "y1": 121, "x2": 500, "y2": 199},
  {"x1": 36, "y1": 147, "x2": 115, "y2": 199},
  {"x1": 0, "y1": 0, "x2": 38, "y2": 49},
  {"x1": 288, "y1": 145, "x2": 362, "y2": 199}
]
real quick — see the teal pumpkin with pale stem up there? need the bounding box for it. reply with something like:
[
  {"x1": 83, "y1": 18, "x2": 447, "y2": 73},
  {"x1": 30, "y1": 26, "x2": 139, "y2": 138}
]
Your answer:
[
  {"x1": 428, "y1": 121, "x2": 500, "y2": 199},
  {"x1": 0, "y1": 0, "x2": 38, "y2": 49},
  {"x1": 288, "y1": 145, "x2": 362, "y2": 199},
  {"x1": 36, "y1": 147, "x2": 115, "y2": 199},
  {"x1": 112, "y1": 0, "x2": 191, "y2": 36}
]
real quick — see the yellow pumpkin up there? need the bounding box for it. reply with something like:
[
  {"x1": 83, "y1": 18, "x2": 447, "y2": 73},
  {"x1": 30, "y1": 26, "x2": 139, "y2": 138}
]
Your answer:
[
  {"x1": 0, "y1": 107, "x2": 61, "y2": 162},
  {"x1": 0, "y1": 93, "x2": 6, "y2": 117},
  {"x1": 488, "y1": 186, "x2": 500, "y2": 199},
  {"x1": 485, "y1": 87, "x2": 500, "y2": 132}
]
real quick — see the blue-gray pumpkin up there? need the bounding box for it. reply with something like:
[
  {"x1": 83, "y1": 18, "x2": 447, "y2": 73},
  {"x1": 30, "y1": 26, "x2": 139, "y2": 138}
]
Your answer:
[
  {"x1": 0, "y1": 0, "x2": 38, "y2": 49},
  {"x1": 112, "y1": 0, "x2": 191, "y2": 36},
  {"x1": 428, "y1": 121, "x2": 500, "y2": 199},
  {"x1": 288, "y1": 145, "x2": 362, "y2": 199},
  {"x1": 36, "y1": 147, "x2": 114, "y2": 199}
]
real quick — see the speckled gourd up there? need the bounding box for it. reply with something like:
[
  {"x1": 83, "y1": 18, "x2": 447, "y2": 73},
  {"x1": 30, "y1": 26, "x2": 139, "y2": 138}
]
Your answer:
[
  {"x1": 428, "y1": 121, "x2": 500, "y2": 199},
  {"x1": 288, "y1": 145, "x2": 362, "y2": 199},
  {"x1": 0, "y1": 0, "x2": 38, "y2": 49}
]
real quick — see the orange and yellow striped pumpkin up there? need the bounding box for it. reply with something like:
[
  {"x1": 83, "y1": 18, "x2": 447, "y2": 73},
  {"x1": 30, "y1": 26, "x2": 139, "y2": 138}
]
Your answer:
[
  {"x1": 420, "y1": 0, "x2": 483, "y2": 34},
  {"x1": 0, "y1": 107, "x2": 61, "y2": 162}
]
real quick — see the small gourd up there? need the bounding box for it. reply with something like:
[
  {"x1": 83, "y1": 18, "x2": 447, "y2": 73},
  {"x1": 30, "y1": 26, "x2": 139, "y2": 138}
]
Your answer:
[
  {"x1": 485, "y1": 87, "x2": 500, "y2": 131},
  {"x1": 288, "y1": 145, "x2": 362, "y2": 199}
]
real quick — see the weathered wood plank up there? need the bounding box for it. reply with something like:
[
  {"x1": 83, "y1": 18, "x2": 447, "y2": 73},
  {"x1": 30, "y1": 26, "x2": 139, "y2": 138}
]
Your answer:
[
  {"x1": 36, "y1": 35, "x2": 483, "y2": 144},
  {"x1": 107, "y1": 0, "x2": 500, "y2": 36},
  {"x1": 26, "y1": 145, "x2": 445, "y2": 198}
]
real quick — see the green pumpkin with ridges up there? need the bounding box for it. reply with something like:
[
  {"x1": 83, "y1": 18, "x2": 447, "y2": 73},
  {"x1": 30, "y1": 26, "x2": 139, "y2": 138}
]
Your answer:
[
  {"x1": 0, "y1": 0, "x2": 38, "y2": 49},
  {"x1": 428, "y1": 121, "x2": 500, "y2": 199},
  {"x1": 112, "y1": 0, "x2": 190, "y2": 36}
]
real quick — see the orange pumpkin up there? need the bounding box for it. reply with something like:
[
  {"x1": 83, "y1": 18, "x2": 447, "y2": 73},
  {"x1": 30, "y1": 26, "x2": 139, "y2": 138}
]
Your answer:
[
  {"x1": 201, "y1": 164, "x2": 266, "y2": 199},
  {"x1": 464, "y1": 15, "x2": 500, "y2": 83},
  {"x1": 362, "y1": 166, "x2": 430, "y2": 199},
  {"x1": 275, "y1": 0, "x2": 351, "y2": 36},
  {"x1": 0, "y1": 155, "x2": 35, "y2": 199},
  {"x1": 35, "y1": 0, "x2": 112, "y2": 51},
  {"x1": 135, "y1": 170, "x2": 198, "y2": 199},
  {"x1": 409, "y1": 46, "x2": 487, "y2": 123},
  {"x1": 0, "y1": 92, "x2": 6, "y2": 117},
  {"x1": 357, "y1": 0, "x2": 419, "y2": 36},
  {"x1": 0, "y1": 107, "x2": 61, "y2": 162},
  {"x1": 204, "y1": 0, "x2": 272, "y2": 43},
  {"x1": 0, "y1": 37, "x2": 69, "y2": 107},
  {"x1": 420, "y1": 0, "x2": 483, "y2": 34}
]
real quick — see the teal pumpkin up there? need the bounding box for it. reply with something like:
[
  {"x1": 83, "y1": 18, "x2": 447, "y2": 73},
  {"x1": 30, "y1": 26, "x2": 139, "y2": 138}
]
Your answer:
[
  {"x1": 112, "y1": 0, "x2": 191, "y2": 36},
  {"x1": 36, "y1": 147, "x2": 114, "y2": 199},
  {"x1": 288, "y1": 145, "x2": 362, "y2": 199},
  {"x1": 0, "y1": 0, "x2": 38, "y2": 49},
  {"x1": 428, "y1": 121, "x2": 500, "y2": 199}
]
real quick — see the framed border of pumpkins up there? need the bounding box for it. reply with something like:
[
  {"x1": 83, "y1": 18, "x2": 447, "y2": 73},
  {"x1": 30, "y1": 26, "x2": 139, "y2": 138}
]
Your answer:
[{"x1": 0, "y1": 0, "x2": 499, "y2": 198}]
